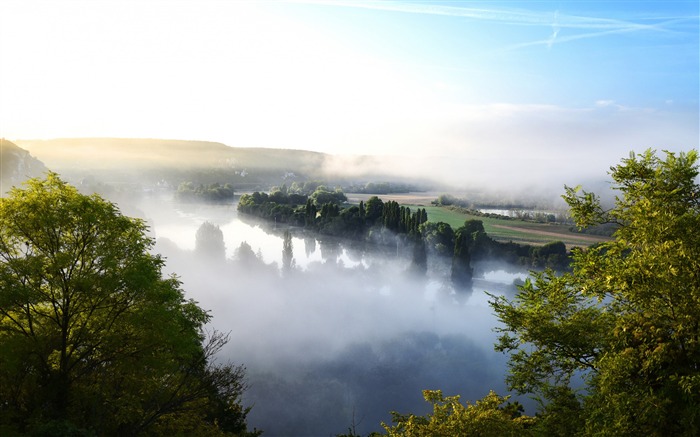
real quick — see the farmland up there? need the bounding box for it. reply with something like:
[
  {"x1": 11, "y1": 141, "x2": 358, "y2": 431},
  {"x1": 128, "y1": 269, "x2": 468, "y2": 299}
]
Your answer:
[{"x1": 347, "y1": 192, "x2": 610, "y2": 249}]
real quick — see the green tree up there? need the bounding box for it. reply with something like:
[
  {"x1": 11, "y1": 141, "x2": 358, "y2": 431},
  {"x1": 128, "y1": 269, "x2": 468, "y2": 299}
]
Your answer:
[
  {"x1": 310, "y1": 186, "x2": 347, "y2": 207},
  {"x1": 421, "y1": 221, "x2": 454, "y2": 256},
  {"x1": 490, "y1": 150, "x2": 700, "y2": 436},
  {"x1": 381, "y1": 390, "x2": 534, "y2": 436},
  {"x1": 0, "y1": 174, "x2": 256, "y2": 435},
  {"x1": 364, "y1": 196, "x2": 384, "y2": 224},
  {"x1": 305, "y1": 199, "x2": 318, "y2": 226},
  {"x1": 176, "y1": 182, "x2": 234, "y2": 202},
  {"x1": 451, "y1": 228, "x2": 473, "y2": 289},
  {"x1": 532, "y1": 240, "x2": 568, "y2": 269},
  {"x1": 451, "y1": 220, "x2": 485, "y2": 290}
]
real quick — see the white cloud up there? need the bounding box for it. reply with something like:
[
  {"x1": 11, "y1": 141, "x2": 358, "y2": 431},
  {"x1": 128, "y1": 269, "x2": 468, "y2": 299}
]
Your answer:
[
  {"x1": 316, "y1": 101, "x2": 698, "y2": 194},
  {"x1": 595, "y1": 100, "x2": 616, "y2": 107}
]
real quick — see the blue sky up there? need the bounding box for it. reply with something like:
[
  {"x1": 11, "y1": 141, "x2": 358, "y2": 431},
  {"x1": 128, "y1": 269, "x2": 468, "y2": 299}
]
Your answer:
[
  {"x1": 285, "y1": 1, "x2": 698, "y2": 106},
  {"x1": 1, "y1": 0, "x2": 698, "y2": 187}
]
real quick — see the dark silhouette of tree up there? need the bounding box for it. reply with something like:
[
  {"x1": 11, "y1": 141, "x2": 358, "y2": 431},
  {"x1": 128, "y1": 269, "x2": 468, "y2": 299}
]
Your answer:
[
  {"x1": 410, "y1": 237, "x2": 428, "y2": 276},
  {"x1": 364, "y1": 196, "x2": 384, "y2": 224},
  {"x1": 282, "y1": 230, "x2": 295, "y2": 273},
  {"x1": 451, "y1": 226, "x2": 474, "y2": 290},
  {"x1": 195, "y1": 221, "x2": 226, "y2": 261}
]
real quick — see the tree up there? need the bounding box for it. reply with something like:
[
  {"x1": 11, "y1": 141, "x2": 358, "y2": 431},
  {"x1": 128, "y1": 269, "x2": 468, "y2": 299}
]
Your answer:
[
  {"x1": 195, "y1": 221, "x2": 226, "y2": 261},
  {"x1": 364, "y1": 196, "x2": 384, "y2": 224},
  {"x1": 451, "y1": 228, "x2": 473, "y2": 290},
  {"x1": 282, "y1": 230, "x2": 295, "y2": 273},
  {"x1": 0, "y1": 174, "x2": 256, "y2": 435},
  {"x1": 177, "y1": 182, "x2": 234, "y2": 202},
  {"x1": 451, "y1": 220, "x2": 485, "y2": 290},
  {"x1": 421, "y1": 221, "x2": 454, "y2": 256},
  {"x1": 532, "y1": 240, "x2": 568, "y2": 269},
  {"x1": 381, "y1": 390, "x2": 534, "y2": 436},
  {"x1": 305, "y1": 199, "x2": 318, "y2": 226},
  {"x1": 409, "y1": 237, "x2": 427, "y2": 276},
  {"x1": 490, "y1": 150, "x2": 700, "y2": 436},
  {"x1": 310, "y1": 186, "x2": 347, "y2": 207},
  {"x1": 234, "y1": 241, "x2": 262, "y2": 268}
]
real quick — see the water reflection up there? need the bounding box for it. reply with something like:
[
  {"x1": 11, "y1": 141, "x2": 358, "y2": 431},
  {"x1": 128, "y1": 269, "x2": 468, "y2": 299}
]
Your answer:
[
  {"x1": 143, "y1": 198, "x2": 395, "y2": 270},
  {"x1": 141, "y1": 198, "x2": 531, "y2": 287},
  {"x1": 137, "y1": 197, "x2": 532, "y2": 436}
]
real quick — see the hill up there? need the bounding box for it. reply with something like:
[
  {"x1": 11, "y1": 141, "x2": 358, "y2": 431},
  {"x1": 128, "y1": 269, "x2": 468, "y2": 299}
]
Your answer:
[
  {"x1": 16, "y1": 138, "x2": 327, "y2": 173},
  {"x1": 15, "y1": 138, "x2": 333, "y2": 188},
  {"x1": 0, "y1": 139, "x2": 47, "y2": 194}
]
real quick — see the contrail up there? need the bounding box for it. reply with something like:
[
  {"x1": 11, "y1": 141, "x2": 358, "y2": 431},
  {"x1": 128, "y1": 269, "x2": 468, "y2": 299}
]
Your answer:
[
  {"x1": 507, "y1": 16, "x2": 696, "y2": 51},
  {"x1": 293, "y1": 0, "x2": 557, "y2": 26},
  {"x1": 547, "y1": 10, "x2": 560, "y2": 49},
  {"x1": 291, "y1": 0, "x2": 695, "y2": 47}
]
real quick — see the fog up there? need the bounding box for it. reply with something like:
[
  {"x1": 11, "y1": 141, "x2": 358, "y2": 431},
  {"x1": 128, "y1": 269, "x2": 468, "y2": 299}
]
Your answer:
[
  {"x1": 131, "y1": 196, "x2": 530, "y2": 436},
  {"x1": 16, "y1": 136, "x2": 655, "y2": 204}
]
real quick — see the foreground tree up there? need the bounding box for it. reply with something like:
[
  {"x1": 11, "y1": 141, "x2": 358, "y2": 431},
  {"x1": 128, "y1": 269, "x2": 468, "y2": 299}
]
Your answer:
[
  {"x1": 490, "y1": 150, "x2": 700, "y2": 436},
  {"x1": 0, "y1": 174, "x2": 257, "y2": 435},
  {"x1": 380, "y1": 390, "x2": 533, "y2": 436}
]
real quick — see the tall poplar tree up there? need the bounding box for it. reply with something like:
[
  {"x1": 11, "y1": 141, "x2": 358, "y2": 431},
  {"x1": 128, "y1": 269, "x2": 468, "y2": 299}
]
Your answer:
[{"x1": 282, "y1": 230, "x2": 295, "y2": 273}]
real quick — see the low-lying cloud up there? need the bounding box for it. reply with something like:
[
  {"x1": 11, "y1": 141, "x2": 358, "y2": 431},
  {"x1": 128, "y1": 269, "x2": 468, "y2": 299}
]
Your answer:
[
  {"x1": 142, "y1": 198, "x2": 528, "y2": 436},
  {"x1": 321, "y1": 103, "x2": 698, "y2": 197}
]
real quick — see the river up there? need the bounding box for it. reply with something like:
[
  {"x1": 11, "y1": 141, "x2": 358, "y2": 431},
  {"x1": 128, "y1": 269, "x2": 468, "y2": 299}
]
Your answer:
[{"x1": 132, "y1": 195, "x2": 531, "y2": 436}]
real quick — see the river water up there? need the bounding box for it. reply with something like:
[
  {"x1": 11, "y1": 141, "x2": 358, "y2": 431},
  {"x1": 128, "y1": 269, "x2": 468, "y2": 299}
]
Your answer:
[{"x1": 133, "y1": 195, "x2": 531, "y2": 436}]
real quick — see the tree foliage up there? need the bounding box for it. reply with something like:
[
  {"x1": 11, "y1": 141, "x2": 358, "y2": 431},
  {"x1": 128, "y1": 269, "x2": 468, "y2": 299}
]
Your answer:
[
  {"x1": 195, "y1": 221, "x2": 226, "y2": 261},
  {"x1": 380, "y1": 390, "x2": 534, "y2": 436},
  {"x1": 309, "y1": 186, "x2": 348, "y2": 207},
  {"x1": 0, "y1": 174, "x2": 257, "y2": 435},
  {"x1": 282, "y1": 230, "x2": 295, "y2": 273},
  {"x1": 490, "y1": 150, "x2": 700, "y2": 436},
  {"x1": 177, "y1": 181, "x2": 234, "y2": 202}
]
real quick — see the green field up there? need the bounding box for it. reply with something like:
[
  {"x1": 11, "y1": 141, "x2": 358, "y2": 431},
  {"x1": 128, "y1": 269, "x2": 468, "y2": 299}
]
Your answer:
[
  {"x1": 345, "y1": 193, "x2": 609, "y2": 249},
  {"x1": 421, "y1": 205, "x2": 608, "y2": 248}
]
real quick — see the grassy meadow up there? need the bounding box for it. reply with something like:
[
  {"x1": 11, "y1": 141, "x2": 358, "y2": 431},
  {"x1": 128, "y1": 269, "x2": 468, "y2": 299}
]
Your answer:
[
  {"x1": 423, "y1": 205, "x2": 608, "y2": 248},
  {"x1": 346, "y1": 193, "x2": 609, "y2": 249}
]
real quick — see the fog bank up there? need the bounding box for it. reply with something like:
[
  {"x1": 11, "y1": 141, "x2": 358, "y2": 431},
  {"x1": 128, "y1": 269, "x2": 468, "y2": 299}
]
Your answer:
[{"x1": 139, "y1": 198, "x2": 530, "y2": 436}]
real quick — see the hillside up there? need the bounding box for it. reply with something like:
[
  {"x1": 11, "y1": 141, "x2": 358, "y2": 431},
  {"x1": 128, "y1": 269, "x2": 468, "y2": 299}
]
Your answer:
[
  {"x1": 0, "y1": 139, "x2": 47, "y2": 193},
  {"x1": 15, "y1": 138, "x2": 338, "y2": 188},
  {"x1": 16, "y1": 138, "x2": 328, "y2": 173}
]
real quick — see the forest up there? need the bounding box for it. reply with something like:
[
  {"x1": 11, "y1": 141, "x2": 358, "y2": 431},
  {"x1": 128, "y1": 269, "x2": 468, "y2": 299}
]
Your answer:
[{"x1": 0, "y1": 144, "x2": 698, "y2": 436}]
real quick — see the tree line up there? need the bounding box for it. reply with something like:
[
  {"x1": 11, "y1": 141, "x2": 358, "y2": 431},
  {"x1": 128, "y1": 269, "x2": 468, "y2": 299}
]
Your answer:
[
  {"x1": 176, "y1": 181, "x2": 235, "y2": 202},
  {"x1": 238, "y1": 187, "x2": 571, "y2": 289}
]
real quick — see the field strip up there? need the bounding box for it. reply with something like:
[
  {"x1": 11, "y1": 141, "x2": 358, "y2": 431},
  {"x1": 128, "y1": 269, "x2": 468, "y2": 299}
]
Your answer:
[{"x1": 491, "y1": 224, "x2": 610, "y2": 243}]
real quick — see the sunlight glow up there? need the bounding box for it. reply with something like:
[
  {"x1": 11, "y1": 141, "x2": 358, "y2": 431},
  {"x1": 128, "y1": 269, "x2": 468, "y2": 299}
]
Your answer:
[{"x1": 0, "y1": 0, "x2": 697, "y2": 172}]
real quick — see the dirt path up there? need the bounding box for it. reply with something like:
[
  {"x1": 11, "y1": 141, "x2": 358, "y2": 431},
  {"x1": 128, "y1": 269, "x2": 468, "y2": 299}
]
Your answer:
[{"x1": 346, "y1": 192, "x2": 439, "y2": 205}]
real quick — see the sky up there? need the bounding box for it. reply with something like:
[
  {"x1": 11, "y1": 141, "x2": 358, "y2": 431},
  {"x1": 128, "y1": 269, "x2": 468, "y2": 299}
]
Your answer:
[{"x1": 1, "y1": 0, "x2": 698, "y2": 186}]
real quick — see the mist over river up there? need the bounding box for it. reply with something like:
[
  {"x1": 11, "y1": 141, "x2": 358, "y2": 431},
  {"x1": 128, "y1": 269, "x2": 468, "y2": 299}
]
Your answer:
[{"x1": 132, "y1": 195, "x2": 531, "y2": 436}]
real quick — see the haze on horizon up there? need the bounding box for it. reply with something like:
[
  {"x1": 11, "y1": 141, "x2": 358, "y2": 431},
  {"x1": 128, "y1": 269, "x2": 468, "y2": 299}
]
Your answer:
[{"x1": 1, "y1": 0, "x2": 698, "y2": 189}]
